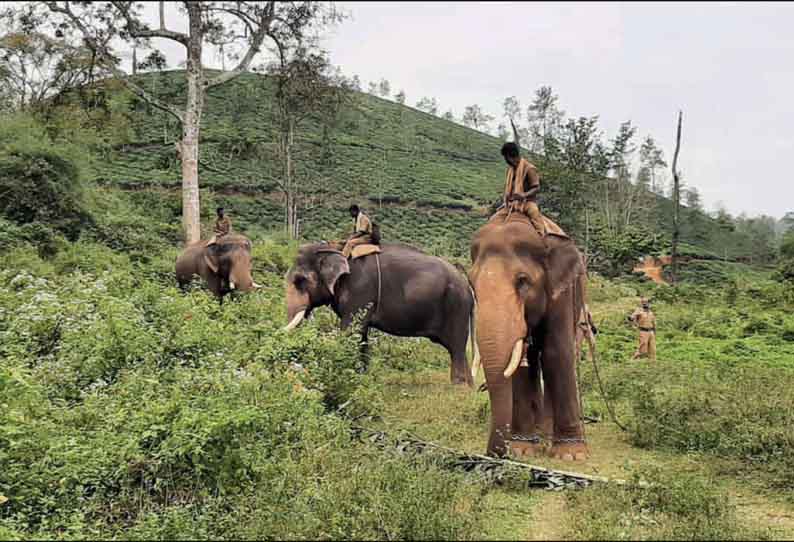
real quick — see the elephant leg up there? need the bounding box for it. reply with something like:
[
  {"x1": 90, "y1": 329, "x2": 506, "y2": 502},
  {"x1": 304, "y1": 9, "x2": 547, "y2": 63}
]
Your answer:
[
  {"x1": 357, "y1": 325, "x2": 370, "y2": 373},
  {"x1": 510, "y1": 346, "x2": 547, "y2": 458},
  {"x1": 542, "y1": 328, "x2": 588, "y2": 461},
  {"x1": 539, "y1": 361, "x2": 555, "y2": 439},
  {"x1": 446, "y1": 330, "x2": 473, "y2": 387},
  {"x1": 484, "y1": 366, "x2": 514, "y2": 457}
]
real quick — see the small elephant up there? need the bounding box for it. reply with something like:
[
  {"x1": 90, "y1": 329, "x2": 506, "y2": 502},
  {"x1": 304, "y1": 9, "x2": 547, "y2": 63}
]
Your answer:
[
  {"x1": 175, "y1": 234, "x2": 259, "y2": 301},
  {"x1": 284, "y1": 242, "x2": 479, "y2": 386}
]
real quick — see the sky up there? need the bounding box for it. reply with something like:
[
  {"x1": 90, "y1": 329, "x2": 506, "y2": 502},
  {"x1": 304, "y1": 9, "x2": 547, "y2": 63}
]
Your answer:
[
  {"x1": 317, "y1": 1, "x2": 794, "y2": 219},
  {"x1": 36, "y1": 1, "x2": 794, "y2": 219}
]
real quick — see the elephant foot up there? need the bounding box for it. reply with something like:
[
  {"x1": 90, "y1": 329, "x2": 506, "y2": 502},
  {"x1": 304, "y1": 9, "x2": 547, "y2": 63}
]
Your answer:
[
  {"x1": 508, "y1": 436, "x2": 548, "y2": 459},
  {"x1": 548, "y1": 439, "x2": 589, "y2": 461}
]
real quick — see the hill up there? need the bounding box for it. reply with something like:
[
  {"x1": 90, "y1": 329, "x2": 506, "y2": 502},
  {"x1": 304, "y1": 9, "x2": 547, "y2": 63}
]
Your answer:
[{"x1": 71, "y1": 70, "x2": 763, "y2": 263}]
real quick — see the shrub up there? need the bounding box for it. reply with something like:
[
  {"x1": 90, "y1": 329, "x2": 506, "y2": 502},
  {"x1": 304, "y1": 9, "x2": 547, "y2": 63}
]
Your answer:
[
  {"x1": 0, "y1": 148, "x2": 92, "y2": 241},
  {"x1": 565, "y1": 468, "x2": 776, "y2": 540}
]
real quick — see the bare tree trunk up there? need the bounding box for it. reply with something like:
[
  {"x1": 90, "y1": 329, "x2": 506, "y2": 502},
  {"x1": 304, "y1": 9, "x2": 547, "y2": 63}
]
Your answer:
[
  {"x1": 180, "y1": 8, "x2": 205, "y2": 244},
  {"x1": 285, "y1": 117, "x2": 299, "y2": 239},
  {"x1": 671, "y1": 110, "x2": 683, "y2": 284},
  {"x1": 585, "y1": 207, "x2": 590, "y2": 265}
]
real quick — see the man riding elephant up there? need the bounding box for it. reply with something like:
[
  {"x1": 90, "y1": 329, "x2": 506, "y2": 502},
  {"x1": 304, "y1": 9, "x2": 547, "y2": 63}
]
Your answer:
[
  {"x1": 342, "y1": 204, "x2": 376, "y2": 258},
  {"x1": 499, "y1": 142, "x2": 545, "y2": 237}
]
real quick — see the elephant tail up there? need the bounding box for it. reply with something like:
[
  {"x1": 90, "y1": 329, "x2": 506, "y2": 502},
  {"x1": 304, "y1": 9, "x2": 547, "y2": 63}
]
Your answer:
[{"x1": 452, "y1": 262, "x2": 481, "y2": 379}]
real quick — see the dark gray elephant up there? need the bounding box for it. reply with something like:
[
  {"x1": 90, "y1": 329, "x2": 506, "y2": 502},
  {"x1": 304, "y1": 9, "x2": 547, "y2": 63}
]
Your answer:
[
  {"x1": 175, "y1": 234, "x2": 260, "y2": 301},
  {"x1": 284, "y1": 242, "x2": 480, "y2": 386}
]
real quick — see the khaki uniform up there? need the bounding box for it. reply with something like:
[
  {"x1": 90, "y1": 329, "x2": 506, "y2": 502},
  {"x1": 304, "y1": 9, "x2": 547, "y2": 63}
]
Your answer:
[
  {"x1": 630, "y1": 307, "x2": 657, "y2": 361},
  {"x1": 342, "y1": 212, "x2": 374, "y2": 258},
  {"x1": 207, "y1": 216, "x2": 232, "y2": 246},
  {"x1": 503, "y1": 158, "x2": 545, "y2": 237},
  {"x1": 214, "y1": 216, "x2": 232, "y2": 237}
]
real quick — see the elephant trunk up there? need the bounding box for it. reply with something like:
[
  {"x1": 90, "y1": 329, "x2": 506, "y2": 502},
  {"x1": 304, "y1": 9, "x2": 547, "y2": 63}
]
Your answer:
[
  {"x1": 473, "y1": 265, "x2": 528, "y2": 378},
  {"x1": 285, "y1": 281, "x2": 311, "y2": 329},
  {"x1": 229, "y1": 254, "x2": 255, "y2": 292}
]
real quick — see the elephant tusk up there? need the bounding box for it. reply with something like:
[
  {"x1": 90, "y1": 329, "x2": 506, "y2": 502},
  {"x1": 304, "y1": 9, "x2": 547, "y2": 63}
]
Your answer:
[
  {"x1": 282, "y1": 310, "x2": 306, "y2": 331},
  {"x1": 503, "y1": 339, "x2": 524, "y2": 379},
  {"x1": 470, "y1": 345, "x2": 481, "y2": 380},
  {"x1": 230, "y1": 281, "x2": 236, "y2": 290},
  {"x1": 252, "y1": 281, "x2": 263, "y2": 289}
]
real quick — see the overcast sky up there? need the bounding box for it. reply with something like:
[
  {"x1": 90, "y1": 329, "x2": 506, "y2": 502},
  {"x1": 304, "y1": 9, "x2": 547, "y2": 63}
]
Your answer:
[
  {"x1": 317, "y1": 1, "x2": 794, "y2": 220},
  {"x1": 106, "y1": 2, "x2": 794, "y2": 219}
]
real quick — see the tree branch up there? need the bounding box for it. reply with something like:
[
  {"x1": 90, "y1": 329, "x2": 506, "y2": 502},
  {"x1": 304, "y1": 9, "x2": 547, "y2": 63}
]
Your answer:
[
  {"x1": 110, "y1": 1, "x2": 188, "y2": 44},
  {"x1": 44, "y1": 1, "x2": 184, "y2": 124},
  {"x1": 205, "y1": 2, "x2": 276, "y2": 89}
]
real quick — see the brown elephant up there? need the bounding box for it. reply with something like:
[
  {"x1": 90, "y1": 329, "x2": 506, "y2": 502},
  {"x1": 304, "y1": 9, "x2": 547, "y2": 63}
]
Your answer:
[
  {"x1": 469, "y1": 213, "x2": 588, "y2": 460},
  {"x1": 175, "y1": 234, "x2": 260, "y2": 301}
]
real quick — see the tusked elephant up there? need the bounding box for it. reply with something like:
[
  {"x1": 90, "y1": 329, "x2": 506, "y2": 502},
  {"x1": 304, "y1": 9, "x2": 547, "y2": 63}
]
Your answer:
[
  {"x1": 175, "y1": 234, "x2": 260, "y2": 301},
  {"x1": 284, "y1": 242, "x2": 480, "y2": 386},
  {"x1": 469, "y1": 213, "x2": 588, "y2": 460}
]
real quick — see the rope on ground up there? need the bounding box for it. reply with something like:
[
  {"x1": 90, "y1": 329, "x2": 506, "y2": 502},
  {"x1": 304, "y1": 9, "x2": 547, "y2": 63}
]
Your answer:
[{"x1": 349, "y1": 422, "x2": 648, "y2": 491}]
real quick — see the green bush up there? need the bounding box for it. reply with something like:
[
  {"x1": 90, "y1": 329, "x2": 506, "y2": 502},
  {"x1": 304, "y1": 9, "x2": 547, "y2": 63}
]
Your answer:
[
  {"x1": 627, "y1": 363, "x2": 794, "y2": 491},
  {"x1": 565, "y1": 468, "x2": 776, "y2": 540}
]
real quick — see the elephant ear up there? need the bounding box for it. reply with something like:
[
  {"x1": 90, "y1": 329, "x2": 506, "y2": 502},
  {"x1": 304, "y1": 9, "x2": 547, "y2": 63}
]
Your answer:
[
  {"x1": 317, "y1": 250, "x2": 350, "y2": 296},
  {"x1": 547, "y1": 240, "x2": 585, "y2": 302},
  {"x1": 204, "y1": 245, "x2": 220, "y2": 274}
]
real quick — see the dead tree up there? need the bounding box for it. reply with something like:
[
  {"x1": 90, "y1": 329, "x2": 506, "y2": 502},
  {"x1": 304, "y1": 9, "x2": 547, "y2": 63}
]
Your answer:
[{"x1": 671, "y1": 110, "x2": 683, "y2": 284}]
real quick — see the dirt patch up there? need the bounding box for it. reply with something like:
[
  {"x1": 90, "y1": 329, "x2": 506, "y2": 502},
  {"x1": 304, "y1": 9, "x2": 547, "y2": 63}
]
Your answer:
[{"x1": 633, "y1": 255, "x2": 672, "y2": 285}]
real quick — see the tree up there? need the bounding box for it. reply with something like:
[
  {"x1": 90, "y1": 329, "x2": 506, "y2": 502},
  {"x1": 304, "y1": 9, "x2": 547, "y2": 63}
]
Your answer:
[
  {"x1": 442, "y1": 109, "x2": 454, "y2": 122},
  {"x1": 266, "y1": 45, "x2": 349, "y2": 239},
  {"x1": 671, "y1": 110, "x2": 683, "y2": 283},
  {"x1": 601, "y1": 120, "x2": 638, "y2": 233},
  {"x1": 462, "y1": 104, "x2": 494, "y2": 133},
  {"x1": 394, "y1": 89, "x2": 405, "y2": 104},
  {"x1": 40, "y1": 1, "x2": 340, "y2": 243},
  {"x1": 368, "y1": 81, "x2": 378, "y2": 95},
  {"x1": 502, "y1": 95, "x2": 526, "y2": 147},
  {"x1": 526, "y1": 86, "x2": 564, "y2": 154},
  {"x1": 0, "y1": 10, "x2": 110, "y2": 111},
  {"x1": 378, "y1": 78, "x2": 390, "y2": 98},
  {"x1": 496, "y1": 123, "x2": 509, "y2": 140},
  {"x1": 639, "y1": 136, "x2": 667, "y2": 195},
  {"x1": 415, "y1": 96, "x2": 438, "y2": 116},
  {"x1": 350, "y1": 74, "x2": 361, "y2": 92}
]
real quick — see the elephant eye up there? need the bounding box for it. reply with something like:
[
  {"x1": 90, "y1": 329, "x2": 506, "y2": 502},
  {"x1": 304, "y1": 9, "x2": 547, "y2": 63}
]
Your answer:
[{"x1": 515, "y1": 274, "x2": 532, "y2": 292}]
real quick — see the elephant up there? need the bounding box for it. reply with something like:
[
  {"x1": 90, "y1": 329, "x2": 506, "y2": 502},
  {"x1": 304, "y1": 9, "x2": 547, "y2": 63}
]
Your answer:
[
  {"x1": 284, "y1": 242, "x2": 480, "y2": 386},
  {"x1": 469, "y1": 213, "x2": 588, "y2": 460},
  {"x1": 175, "y1": 234, "x2": 259, "y2": 301}
]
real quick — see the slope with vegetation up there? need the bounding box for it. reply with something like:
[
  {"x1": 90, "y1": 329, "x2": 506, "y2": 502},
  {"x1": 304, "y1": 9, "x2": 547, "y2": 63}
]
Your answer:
[{"x1": 53, "y1": 70, "x2": 778, "y2": 266}]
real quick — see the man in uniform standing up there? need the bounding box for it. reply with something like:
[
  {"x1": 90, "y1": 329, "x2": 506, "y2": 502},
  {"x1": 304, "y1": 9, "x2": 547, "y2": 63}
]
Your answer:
[
  {"x1": 629, "y1": 297, "x2": 657, "y2": 361},
  {"x1": 342, "y1": 204, "x2": 374, "y2": 258}
]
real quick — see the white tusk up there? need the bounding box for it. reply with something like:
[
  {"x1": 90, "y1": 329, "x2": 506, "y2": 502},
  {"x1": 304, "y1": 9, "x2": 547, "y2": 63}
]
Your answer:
[
  {"x1": 470, "y1": 345, "x2": 481, "y2": 380},
  {"x1": 503, "y1": 339, "x2": 524, "y2": 379},
  {"x1": 229, "y1": 281, "x2": 236, "y2": 290},
  {"x1": 282, "y1": 310, "x2": 306, "y2": 331},
  {"x1": 252, "y1": 281, "x2": 263, "y2": 289}
]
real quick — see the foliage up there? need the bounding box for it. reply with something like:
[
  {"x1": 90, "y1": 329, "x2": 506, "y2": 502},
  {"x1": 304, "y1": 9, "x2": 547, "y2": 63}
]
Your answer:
[
  {"x1": 0, "y1": 237, "x2": 486, "y2": 540},
  {"x1": 0, "y1": 114, "x2": 92, "y2": 241},
  {"x1": 565, "y1": 469, "x2": 776, "y2": 540}
]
